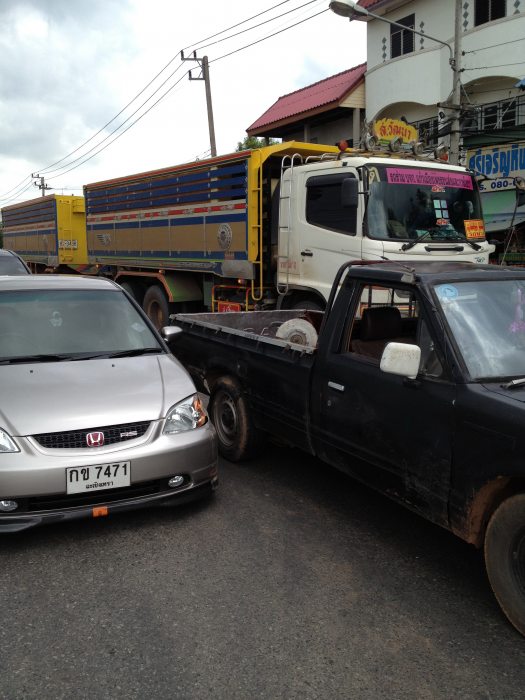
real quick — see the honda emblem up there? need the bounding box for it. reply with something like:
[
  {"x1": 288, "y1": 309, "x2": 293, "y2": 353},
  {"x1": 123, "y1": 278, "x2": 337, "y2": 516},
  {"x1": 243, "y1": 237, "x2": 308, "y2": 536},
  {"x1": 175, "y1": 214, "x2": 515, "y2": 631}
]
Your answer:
[{"x1": 86, "y1": 431, "x2": 105, "y2": 447}]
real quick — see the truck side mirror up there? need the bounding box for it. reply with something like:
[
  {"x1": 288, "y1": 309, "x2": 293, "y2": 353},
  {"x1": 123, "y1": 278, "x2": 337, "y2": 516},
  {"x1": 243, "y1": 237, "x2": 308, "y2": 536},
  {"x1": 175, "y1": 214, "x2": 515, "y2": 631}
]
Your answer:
[
  {"x1": 380, "y1": 342, "x2": 421, "y2": 380},
  {"x1": 516, "y1": 177, "x2": 525, "y2": 208},
  {"x1": 341, "y1": 178, "x2": 359, "y2": 208}
]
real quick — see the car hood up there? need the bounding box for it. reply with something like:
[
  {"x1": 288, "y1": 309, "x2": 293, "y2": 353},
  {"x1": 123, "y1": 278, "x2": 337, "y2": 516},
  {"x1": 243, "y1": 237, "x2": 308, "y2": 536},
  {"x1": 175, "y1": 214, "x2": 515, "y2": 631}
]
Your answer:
[{"x1": 0, "y1": 354, "x2": 196, "y2": 436}]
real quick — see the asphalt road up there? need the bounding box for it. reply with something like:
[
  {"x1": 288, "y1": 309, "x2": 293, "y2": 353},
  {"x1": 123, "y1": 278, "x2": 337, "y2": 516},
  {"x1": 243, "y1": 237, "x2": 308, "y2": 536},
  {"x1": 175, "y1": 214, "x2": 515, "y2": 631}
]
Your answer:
[{"x1": 1, "y1": 443, "x2": 524, "y2": 700}]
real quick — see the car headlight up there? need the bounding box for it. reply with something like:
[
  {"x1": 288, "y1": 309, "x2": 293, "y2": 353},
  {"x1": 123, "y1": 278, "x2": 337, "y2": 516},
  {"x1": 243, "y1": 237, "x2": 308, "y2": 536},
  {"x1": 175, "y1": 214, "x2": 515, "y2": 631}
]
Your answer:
[
  {"x1": 0, "y1": 429, "x2": 20, "y2": 453},
  {"x1": 163, "y1": 394, "x2": 208, "y2": 434}
]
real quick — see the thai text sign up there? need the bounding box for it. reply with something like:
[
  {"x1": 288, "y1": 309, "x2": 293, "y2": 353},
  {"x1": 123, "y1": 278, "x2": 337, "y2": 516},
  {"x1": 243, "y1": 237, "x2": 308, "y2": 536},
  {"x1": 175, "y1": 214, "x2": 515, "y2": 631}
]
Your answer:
[
  {"x1": 467, "y1": 142, "x2": 525, "y2": 192},
  {"x1": 373, "y1": 119, "x2": 418, "y2": 144},
  {"x1": 386, "y1": 168, "x2": 473, "y2": 190}
]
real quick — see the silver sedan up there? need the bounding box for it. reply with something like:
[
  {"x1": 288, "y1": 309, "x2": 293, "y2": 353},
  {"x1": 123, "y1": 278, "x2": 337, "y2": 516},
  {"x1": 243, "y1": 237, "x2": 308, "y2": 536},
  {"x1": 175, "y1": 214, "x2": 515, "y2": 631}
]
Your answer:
[{"x1": 0, "y1": 275, "x2": 218, "y2": 532}]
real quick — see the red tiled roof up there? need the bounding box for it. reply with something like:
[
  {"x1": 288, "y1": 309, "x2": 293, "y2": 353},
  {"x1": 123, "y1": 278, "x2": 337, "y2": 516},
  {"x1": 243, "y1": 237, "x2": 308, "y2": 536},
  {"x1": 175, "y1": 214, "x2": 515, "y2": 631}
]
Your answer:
[
  {"x1": 247, "y1": 63, "x2": 366, "y2": 134},
  {"x1": 357, "y1": 0, "x2": 389, "y2": 8}
]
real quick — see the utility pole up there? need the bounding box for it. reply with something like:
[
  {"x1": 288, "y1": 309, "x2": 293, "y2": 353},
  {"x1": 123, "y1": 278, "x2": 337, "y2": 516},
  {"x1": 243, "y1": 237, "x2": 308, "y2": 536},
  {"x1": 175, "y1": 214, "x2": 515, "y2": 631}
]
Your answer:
[
  {"x1": 449, "y1": 0, "x2": 463, "y2": 165},
  {"x1": 181, "y1": 51, "x2": 217, "y2": 157},
  {"x1": 32, "y1": 173, "x2": 52, "y2": 197}
]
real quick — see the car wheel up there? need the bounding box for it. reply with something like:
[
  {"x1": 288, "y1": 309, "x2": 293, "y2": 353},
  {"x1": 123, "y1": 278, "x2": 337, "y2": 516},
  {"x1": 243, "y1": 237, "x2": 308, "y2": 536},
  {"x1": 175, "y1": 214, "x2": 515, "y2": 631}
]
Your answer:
[
  {"x1": 209, "y1": 376, "x2": 264, "y2": 462},
  {"x1": 484, "y1": 494, "x2": 525, "y2": 636}
]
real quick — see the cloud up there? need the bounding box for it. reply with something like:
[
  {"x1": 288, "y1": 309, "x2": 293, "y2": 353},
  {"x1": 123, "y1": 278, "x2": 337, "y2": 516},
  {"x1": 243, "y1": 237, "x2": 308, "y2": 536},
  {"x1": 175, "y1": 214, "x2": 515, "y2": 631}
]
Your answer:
[{"x1": 0, "y1": 0, "x2": 366, "y2": 202}]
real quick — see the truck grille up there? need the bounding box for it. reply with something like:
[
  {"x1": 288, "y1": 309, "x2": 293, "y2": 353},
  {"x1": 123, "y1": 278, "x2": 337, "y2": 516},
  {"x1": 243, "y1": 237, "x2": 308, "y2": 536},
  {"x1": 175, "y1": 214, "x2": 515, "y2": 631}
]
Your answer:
[{"x1": 33, "y1": 421, "x2": 151, "y2": 449}]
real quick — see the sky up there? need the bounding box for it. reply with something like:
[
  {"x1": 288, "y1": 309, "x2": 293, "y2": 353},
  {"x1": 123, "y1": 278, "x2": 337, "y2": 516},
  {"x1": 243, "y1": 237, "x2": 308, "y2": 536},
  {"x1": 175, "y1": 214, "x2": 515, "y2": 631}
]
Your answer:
[{"x1": 0, "y1": 0, "x2": 366, "y2": 207}]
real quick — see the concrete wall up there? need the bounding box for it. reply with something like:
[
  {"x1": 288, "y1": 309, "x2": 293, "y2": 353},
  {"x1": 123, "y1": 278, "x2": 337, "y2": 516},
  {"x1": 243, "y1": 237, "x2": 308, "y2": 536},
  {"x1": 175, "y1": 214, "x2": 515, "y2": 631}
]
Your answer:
[{"x1": 365, "y1": 0, "x2": 525, "y2": 120}]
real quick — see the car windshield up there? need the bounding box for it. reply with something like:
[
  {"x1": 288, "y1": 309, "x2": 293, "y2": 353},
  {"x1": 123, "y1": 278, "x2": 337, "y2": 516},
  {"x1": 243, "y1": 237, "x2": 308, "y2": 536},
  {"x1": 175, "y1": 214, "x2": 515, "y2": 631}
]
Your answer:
[
  {"x1": 433, "y1": 279, "x2": 525, "y2": 380},
  {"x1": 365, "y1": 164, "x2": 485, "y2": 243},
  {"x1": 0, "y1": 288, "x2": 162, "y2": 361},
  {"x1": 0, "y1": 255, "x2": 29, "y2": 275}
]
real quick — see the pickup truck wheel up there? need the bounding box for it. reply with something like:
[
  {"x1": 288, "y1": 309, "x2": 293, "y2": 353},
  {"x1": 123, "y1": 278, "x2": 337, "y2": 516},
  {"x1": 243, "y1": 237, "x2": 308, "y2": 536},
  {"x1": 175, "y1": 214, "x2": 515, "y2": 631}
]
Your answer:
[
  {"x1": 484, "y1": 494, "x2": 525, "y2": 636},
  {"x1": 209, "y1": 376, "x2": 263, "y2": 462},
  {"x1": 143, "y1": 286, "x2": 169, "y2": 329}
]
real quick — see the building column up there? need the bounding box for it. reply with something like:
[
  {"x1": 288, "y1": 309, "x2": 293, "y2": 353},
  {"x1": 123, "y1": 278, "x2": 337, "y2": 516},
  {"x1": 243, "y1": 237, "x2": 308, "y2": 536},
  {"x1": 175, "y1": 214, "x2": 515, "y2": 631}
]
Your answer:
[{"x1": 352, "y1": 108, "x2": 361, "y2": 147}]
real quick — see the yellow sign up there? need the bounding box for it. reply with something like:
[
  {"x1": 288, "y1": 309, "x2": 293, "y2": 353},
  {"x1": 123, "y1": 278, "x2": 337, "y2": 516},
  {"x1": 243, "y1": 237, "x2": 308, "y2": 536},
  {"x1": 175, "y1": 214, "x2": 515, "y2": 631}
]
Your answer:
[
  {"x1": 464, "y1": 219, "x2": 486, "y2": 239},
  {"x1": 373, "y1": 119, "x2": 418, "y2": 144}
]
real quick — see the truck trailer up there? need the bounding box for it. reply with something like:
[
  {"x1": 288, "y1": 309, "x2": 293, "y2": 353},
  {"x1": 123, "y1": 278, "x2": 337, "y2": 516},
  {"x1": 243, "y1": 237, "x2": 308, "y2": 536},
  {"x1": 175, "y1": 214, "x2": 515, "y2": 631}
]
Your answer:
[
  {"x1": 1, "y1": 194, "x2": 87, "y2": 271},
  {"x1": 82, "y1": 141, "x2": 495, "y2": 324}
]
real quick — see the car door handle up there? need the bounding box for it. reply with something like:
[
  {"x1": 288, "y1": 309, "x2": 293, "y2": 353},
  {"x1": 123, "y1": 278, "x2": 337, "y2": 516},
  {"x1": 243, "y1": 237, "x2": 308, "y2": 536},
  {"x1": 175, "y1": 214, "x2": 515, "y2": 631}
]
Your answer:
[
  {"x1": 328, "y1": 381, "x2": 345, "y2": 392},
  {"x1": 300, "y1": 249, "x2": 313, "y2": 257}
]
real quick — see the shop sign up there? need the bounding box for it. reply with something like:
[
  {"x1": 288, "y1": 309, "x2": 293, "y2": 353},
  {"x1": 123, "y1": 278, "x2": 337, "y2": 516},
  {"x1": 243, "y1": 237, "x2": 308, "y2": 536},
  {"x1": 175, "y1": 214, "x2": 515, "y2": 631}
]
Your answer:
[
  {"x1": 467, "y1": 142, "x2": 525, "y2": 192},
  {"x1": 373, "y1": 119, "x2": 418, "y2": 145}
]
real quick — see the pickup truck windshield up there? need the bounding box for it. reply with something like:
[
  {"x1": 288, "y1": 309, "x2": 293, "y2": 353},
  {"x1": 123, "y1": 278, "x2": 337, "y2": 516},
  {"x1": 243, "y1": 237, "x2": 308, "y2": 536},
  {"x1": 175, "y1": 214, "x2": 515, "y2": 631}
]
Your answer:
[
  {"x1": 434, "y1": 279, "x2": 525, "y2": 379},
  {"x1": 365, "y1": 164, "x2": 484, "y2": 244},
  {"x1": 0, "y1": 288, "x2": 161, "y2": 361}
]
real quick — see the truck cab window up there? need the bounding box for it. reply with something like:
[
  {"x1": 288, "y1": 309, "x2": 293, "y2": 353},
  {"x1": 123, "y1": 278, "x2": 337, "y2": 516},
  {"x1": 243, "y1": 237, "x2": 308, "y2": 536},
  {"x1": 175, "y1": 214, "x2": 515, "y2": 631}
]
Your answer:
[
  {"x1": 344, "y1": 284, "x2": 441, "y2": 377},
  {"x1": 306, "y1": 174, "x2": 357, "y2": 235}
]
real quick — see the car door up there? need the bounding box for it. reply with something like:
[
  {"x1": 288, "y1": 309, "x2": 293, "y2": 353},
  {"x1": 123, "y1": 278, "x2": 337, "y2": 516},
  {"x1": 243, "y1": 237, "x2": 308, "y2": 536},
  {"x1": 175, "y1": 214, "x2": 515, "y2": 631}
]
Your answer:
[{"x1": 311, "y1": 281, "x2": 456, "y2": 526}]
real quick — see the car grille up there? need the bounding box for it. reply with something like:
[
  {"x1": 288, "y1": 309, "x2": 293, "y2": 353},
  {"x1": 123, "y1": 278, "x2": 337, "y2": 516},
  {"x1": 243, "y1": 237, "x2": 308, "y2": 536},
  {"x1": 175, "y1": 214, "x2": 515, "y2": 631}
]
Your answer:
[{"x1": 32, "y1": 421, "x2": 151, "y2": 449}]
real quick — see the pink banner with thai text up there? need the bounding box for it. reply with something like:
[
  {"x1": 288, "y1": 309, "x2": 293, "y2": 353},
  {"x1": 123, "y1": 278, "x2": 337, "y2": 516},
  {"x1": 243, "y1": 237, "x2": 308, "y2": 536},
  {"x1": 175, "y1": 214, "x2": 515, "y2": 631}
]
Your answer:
[{"x1": 386, "y1": 168, "x2": 473, "y2": 190}]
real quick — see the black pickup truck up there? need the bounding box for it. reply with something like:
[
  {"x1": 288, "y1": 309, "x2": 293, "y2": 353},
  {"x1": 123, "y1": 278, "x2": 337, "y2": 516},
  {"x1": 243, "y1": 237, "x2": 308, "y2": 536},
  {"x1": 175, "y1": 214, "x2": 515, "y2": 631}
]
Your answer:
[{"x1": 167, "y1": 260, "x2": 525, "y2": 636}]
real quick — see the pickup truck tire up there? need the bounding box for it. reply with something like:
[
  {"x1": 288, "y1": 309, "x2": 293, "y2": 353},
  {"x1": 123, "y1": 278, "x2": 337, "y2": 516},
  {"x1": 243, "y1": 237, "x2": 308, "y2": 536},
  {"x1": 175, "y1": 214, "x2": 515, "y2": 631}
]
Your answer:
[
  {"x1": 209, "y1": 376, "x2": 263, "y2": 462},
  {"x1": 484, "y1": 494, "x2": 525, "y2": 636},
  {"x1": 143, "y1": 285, "x2": 169, "y2": 329}
]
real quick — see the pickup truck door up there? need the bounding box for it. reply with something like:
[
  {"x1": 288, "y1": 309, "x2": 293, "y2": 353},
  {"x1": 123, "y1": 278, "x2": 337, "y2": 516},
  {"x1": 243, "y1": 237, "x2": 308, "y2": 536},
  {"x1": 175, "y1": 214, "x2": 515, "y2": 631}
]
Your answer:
[{"x1": 311, "y1": 282, "x2": 455, "y2": 527}]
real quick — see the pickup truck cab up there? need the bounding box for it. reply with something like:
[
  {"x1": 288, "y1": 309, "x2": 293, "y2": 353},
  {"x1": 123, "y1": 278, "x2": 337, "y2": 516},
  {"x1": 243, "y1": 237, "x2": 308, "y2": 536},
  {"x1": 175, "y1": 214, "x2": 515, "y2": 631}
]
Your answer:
[{"x1": 169, "y1": 260, "x2": 525, "y2": 636}]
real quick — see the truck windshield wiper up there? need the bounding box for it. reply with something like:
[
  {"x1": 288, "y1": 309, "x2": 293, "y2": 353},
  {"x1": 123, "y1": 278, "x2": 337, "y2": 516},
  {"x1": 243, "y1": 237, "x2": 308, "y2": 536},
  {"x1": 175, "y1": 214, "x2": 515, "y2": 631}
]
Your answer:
[
  {"x1": 0, "y1": 353, "x2": 75, "y2": 365},
  {"x1": 400, "y1": 230, "x2": 434, "y2": 251},
  {"x1": 502, "y1": 377, "x2": 525, "y2": 389},
  {"x1": 401, "y1": 229, "x2": 481, "y2": 252}
]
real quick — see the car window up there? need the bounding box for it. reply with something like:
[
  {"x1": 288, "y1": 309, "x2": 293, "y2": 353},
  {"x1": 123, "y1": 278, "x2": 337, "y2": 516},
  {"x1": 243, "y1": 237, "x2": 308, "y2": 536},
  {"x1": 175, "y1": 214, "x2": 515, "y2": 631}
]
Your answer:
[
  {"x1": 0, "y1": 255, "x2": 29, "y2": 275},
  {"x1": 0, "y1": 288, "x2": 162, "y2": 358},
  {"x1": 342, "y1": 283, "x2": 443, "y2": 377}
]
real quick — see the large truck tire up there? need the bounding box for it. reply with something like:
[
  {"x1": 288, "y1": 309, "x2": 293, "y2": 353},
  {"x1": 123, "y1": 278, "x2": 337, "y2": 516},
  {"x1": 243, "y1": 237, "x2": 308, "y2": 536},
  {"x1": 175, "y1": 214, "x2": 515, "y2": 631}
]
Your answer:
[
  {"x1": 209, "y1": 376, "x2": 264, "y2": 462},
  {"x1": 484, "y1": 494, "x2": 525, "y2": 636},
  {"x1": 143, "y1": 285, "x2": 169, "y2": 329}
]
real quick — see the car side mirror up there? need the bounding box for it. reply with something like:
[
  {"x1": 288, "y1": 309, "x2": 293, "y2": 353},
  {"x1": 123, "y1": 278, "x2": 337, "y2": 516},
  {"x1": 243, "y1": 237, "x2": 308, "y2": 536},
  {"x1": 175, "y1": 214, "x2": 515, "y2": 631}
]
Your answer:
[
  {"x1": 341, "y1": 178, "x2": 359, "y2": 208},
  {"x1": 380, "y1": 342, "x2": 421, "y2": 380},
  {"x1": 161, "y1": 326, "x2": 183, "y2": 342}
]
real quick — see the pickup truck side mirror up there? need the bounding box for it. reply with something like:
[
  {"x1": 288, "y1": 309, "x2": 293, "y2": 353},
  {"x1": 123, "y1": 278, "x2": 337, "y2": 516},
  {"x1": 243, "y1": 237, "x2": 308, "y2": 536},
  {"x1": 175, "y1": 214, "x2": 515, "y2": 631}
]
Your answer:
[
  {"x1": 380, "y1": 342, "x2": 421, "y2": 380},
  {"x1": 341, "y1": 178, "x2": 359, "y2": 208},
  {"x1": 161, "y1": 325, "x2": 183, "y2": 342}
]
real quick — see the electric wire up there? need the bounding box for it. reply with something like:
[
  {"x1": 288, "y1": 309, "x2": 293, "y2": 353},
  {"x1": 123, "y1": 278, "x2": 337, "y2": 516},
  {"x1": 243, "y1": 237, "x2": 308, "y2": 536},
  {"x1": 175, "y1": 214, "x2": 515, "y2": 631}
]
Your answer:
[
  {"x1": 187, "y1": 0, "x2": 321, "y2": 53},
  {"x1": 38, "y1": 6, "x2": 331, "y2": 182},
  {"x1": 1, "y1": 1, "x2": 336, "y2": 202},
  {"x1": 46, "y1": 71, "x2": 190, "y2": 181},
  {"x1": 462, "y1": 36, "x2": 524, "y2": 54},
  {"x1": 211, "y1": 8, "x2": 329, "y2": 65},
  {"x1": 183, "y1": 0, "x2": 295, "y2": 51}
]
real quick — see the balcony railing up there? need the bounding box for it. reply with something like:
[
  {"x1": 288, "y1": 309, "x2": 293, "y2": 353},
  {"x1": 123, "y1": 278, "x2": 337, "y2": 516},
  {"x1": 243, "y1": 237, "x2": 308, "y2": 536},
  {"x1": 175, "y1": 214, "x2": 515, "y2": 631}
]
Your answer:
[{"x1": 410, "y1": 94, "x2": 525, "y2": 146}]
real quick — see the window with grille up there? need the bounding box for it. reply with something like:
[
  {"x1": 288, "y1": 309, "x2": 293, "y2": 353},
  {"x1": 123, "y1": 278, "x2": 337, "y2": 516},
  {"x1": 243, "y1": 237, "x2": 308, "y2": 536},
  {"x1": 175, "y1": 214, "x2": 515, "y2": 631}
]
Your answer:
[
  {"x1": 390, "y1": 14, "x2": 415, "y2": 59},
  {"x1": 474, "y1": 0, "x2": 506, "y2": 26}
]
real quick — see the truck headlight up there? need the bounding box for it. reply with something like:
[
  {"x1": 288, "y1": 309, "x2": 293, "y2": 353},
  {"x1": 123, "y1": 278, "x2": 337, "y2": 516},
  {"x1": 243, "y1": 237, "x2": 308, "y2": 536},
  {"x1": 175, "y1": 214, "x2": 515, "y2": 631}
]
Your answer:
[
  {"x1": 163, "y1": 394, "x2": 208, "y2": 434},
  {"x1": 0, "y1": 429, "x2": 19, "y2": 453}
]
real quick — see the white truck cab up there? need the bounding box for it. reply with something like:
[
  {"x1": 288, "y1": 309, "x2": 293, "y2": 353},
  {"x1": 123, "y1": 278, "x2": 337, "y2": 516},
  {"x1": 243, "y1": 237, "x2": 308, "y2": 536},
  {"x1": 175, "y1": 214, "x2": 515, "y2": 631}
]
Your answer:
[{"x1": 277, "y1": 152, "x2": 494, "y2": 305}]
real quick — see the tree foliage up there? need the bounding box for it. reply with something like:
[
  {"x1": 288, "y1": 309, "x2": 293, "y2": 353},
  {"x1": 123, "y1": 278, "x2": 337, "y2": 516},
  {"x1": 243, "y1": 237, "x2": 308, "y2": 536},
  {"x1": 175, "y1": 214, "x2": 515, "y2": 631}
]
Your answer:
[{"x1": 236, "y1": 136, "x2": 278, "y2": 152}]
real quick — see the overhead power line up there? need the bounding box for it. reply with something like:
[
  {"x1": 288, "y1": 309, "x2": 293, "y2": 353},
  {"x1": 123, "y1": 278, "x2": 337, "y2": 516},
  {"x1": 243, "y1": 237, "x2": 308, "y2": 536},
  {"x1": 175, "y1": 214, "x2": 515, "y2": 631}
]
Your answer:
[{"x1": 1, "y1": 1, "x2": 335, "y2": 203}]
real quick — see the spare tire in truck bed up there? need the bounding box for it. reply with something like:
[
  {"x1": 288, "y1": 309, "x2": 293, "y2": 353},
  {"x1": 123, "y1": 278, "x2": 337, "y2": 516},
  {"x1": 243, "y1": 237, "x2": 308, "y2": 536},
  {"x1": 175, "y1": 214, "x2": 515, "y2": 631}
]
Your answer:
[{"x1": 275, "y1": 318, "x2": 318, "y2": 347}]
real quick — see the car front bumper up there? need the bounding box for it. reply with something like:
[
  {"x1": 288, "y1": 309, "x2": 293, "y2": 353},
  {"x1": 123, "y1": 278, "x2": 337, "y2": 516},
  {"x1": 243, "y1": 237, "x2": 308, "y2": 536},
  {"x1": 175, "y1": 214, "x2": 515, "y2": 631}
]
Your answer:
[{"x1": 0, "y1": 421, "x2": 218, "y2": 532}]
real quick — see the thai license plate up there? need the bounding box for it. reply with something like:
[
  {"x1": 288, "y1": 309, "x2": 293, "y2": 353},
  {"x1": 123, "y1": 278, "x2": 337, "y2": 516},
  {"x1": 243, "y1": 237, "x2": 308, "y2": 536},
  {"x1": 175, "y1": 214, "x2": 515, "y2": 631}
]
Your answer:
[{"x1": 66, "y1": 462, "x2": 131, "y2": 495}]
